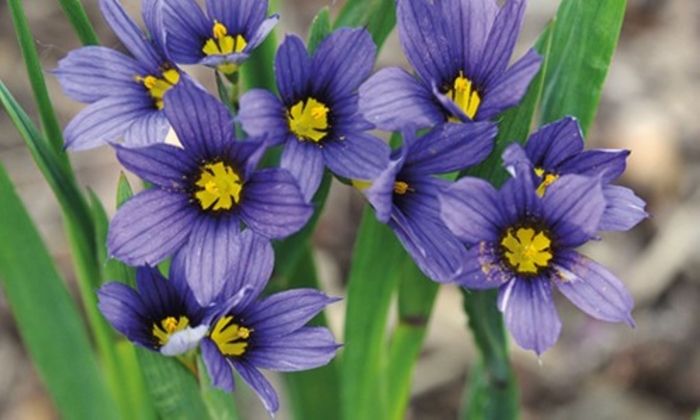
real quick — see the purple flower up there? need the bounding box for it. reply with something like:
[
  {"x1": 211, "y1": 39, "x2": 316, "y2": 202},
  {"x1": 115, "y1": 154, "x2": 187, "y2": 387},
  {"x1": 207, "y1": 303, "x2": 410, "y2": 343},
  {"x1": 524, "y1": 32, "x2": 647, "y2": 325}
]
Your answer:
[
  {"x1": 107, "y1": 84, "x2": 312, "y2": 306},
  {"x1": 199, "y1": 231, "x2": 339, "y2": 415},
  {"x1": 361, "y1": 122, "x2": 496, "y2": 282},
  {"x1": 359, "y1": 0, "x2": 542, "y2": 132},
  {"x1": 239, "y1": 29, "x2": 390, "y2": 201},
  {"x1": 97, "y1": 266, "x2": 207, "y2": 356},
  {"x1": 502, "y1": 117, "x2": 648, "y2": 232},
  {"x1": 159, "y1": 0, "x2": 278, "y2": 75},
  {"x1": 440, "y1": 168, "x2": 635, "y2": 354},
  {"x1": 52, "y1": 0, "x2": 192, "y2": 150}
]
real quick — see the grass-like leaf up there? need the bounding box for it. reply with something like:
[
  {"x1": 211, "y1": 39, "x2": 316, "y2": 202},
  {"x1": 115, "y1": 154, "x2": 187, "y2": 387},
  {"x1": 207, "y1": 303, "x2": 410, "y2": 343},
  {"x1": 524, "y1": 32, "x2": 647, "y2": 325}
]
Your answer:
[
  {"x1": 56, "y1": 0, "x2": 100, "y2": 46},
  {"x1": 308, "y1": 7, "x2": 331, "y2": 54}
]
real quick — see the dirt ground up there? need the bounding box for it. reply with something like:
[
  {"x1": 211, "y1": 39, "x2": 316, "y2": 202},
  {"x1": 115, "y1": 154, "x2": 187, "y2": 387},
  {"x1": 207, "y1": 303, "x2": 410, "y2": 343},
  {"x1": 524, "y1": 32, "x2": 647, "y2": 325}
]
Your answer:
[{"x1": 0, "y1": 0, "x2": 699, "y2": 419}]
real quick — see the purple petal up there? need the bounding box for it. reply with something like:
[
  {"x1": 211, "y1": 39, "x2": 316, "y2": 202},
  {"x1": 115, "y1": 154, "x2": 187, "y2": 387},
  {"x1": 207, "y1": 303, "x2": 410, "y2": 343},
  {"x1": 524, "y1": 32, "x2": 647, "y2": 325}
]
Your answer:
[
  {"x1": 525, "y1": 117, "x2": 584, "y2": 169},
  {"x1": 553, "y1": 249, "x2": 635, "y2": 326},
  {"x1": 502, "y1": 142, "x2": 534, "y2": 177},
  {"x1": 123, "y1": 110, "x2": 170, "y2": 147},
  {"x1": 107, "y1": 189, "x2": 197, "y2": 266},
  {"x1": 559, "y1": 149, "x2": 630, "y2": 184},
  {"x1": 161, "y1": 0, "x2": 211, "y2": 64},
  {"x1": 498, "y1": 170, "x2": 543, "y2": 227},
  {"x1": 598, "y1": 185, "x2": 648, "y2": 232},
  {"x1": 163, "y1": 82, "x2": 235, "y2": 157},
  {"x1": 63, "y1": 94, "x2": 153, "y2": 150},
  {"x1": 231, "y1": 360, "x2": 279, "y2": 415},
  {"x1": 135, "y1": 266, "x2": 175, "y2": 318},
  {"x1": 365, "y1": 156, "x2": 403, "y2": 223},
  {"x1": 406, "y1": 122, "x2": 496, "y2": 174},
  {"x1": 239, "y1": 89, "x2": 288, "y2": 144},
  {"x1": 245, "y1": 15, "x2": 279, "y2": 53},
  {"x1": 201, "y1": 338, "x2": 235, "y2": 391},
  {"x1": 219, "y1": 229, "x2": 274, "y2": 310},
  {"x1": 239, "y1": 168, "x2": 313, "y2": 239},
  {"x1": 543, "y1": 174, "x2": 605, "y2": 247},
  {"x1": 358, "y1": 67, "x2": 444, "y2": 132},
  {"x1": 160, "y1": 325, "x2": 207, "y2": 356},
  {"x1": 498, "y1": 277, "x2": 562, "y2": 355},
  {"x1": 280, "y1": 137, "x2": 324, "y2": 202},
  {"x1": 440, "y1": 177, "x2": 502, "y2": 244},
  {"x1": 457, "y1": 0, "x2": 499, "y2": 72},
  {"x1": 206, "y1": 0, "x2": 266, "y2": 34},
  {"x1": 97, "y1": 282, "x2": 153, "y2": 348},
  {"x1": 454, "y1": 242, "x2": 513, "y2": 289},
  {"x1": 248, "y1": 327, "x2": 338, "y2": 371},
  {"x1": 245, "y1": 289, "x2": 339, "y2": 337},
  {"x1": 142, "y1": 0, "x2": 167, "y2": 53},
  {"x1": 115, "y1": 143, "x2": 196, "y2": 188},
  {"x1": 99, "y1": 0, "x2": 163, "y2": 70},
  {"x1": 477, "y1": 48, "x2": 542, "y2": 121},
  {"x1": 322, "y1": 132, "x2": 390, "y2": 181},
  {"x1": 475, "y1": 0, "x2": 527, "y2": 86},
  {"x1": 311, "y1": 28, "x2": 376, "y2": 100},
  {"x1": 275, "y1": 35, "x2": 312, "y2": 105},
  {"x1": 52, "y1": 46, "x2": 147, "y2": 103}
]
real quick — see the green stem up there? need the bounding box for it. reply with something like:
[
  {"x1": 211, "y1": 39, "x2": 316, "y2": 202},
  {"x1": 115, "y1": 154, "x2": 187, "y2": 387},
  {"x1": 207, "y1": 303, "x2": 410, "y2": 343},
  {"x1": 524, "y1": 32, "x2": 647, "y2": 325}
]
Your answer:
[{"x1": 56, "y1": 0, "x2": 100, "y2": 46}]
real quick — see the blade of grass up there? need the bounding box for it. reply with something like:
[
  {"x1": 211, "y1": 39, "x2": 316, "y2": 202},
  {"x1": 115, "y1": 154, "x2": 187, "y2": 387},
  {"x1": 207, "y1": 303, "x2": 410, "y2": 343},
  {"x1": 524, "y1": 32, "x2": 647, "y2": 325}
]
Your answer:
[
  {"x1": 197, "y1": 356, "x2": 241, "y2": 420},
  {"x1": 56, "y1": 0, "x2": 100, "y2": 46},
  {"x1": 308, "y1": 7, "x2": 331, "y2": 54}
]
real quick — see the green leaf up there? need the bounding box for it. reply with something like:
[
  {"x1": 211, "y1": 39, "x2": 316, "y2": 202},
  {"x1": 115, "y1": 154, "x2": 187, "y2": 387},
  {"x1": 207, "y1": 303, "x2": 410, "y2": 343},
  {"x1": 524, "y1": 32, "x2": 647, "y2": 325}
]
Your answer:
[
  {"x1": 367, "y1": 0, "x2": 397, "y2": 51},
  {"x1": 116, "y1": 342, "x2": 158, "y2": 420},
  {"x1": 215, "y1": 72, "x2": 238, "y2": 116},
  {"x1": 197, "y1": 356, "x2": 241, "y2": 420},
  {"x1": 116, "y1": 172, "x2": 134, "y2": 208},
  {"x1": 56, "y1": 0, "x2": 100, "y2": 46},
  {"x1": 136, "y1": 348, "x2": 210, "y2": 419},
  {"x1": 539, "y1": 0, "x2": 627, "y2": 135},
  {"x1": 693, "y1": 409, "x2": 700, "y2": 420},
  {"x1": 341, "y1": 208, "x2": 405, "y2": 420},
  {"x1": 333, "y1": 0, "x2": 372, "y2": 29},
  {"x1": 0, "y1": 163, "x2": 118, "y2": 419},
  {"x1": 308, "y1": 7, "x2": 331, "y2": 54},
  {"x1": 240, "y1": 1, "x2": 277, "y2": 94}
]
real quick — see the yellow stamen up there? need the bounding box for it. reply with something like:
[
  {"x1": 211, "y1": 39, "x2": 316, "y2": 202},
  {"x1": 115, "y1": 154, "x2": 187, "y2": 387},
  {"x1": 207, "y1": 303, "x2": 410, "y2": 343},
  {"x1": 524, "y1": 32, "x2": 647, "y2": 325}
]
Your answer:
[
  {"x1": 447, "y1": 71, "x2": 481, "y2": 121},
  {"x1": 501, "y1": 227, "x2": 553, "y2": 274},
  {"x1": 288, "y1": 98, "x2": 331, "y2": 142},
  {"x1": 534, "y1": 167, "x2": 560, "y2": 197},
  {"x1": 201, "y1": 21, "x2": 248, "y2": 75},
  {"x1": 194, "y1": 162, "x2": 243, "y2": 211},
  {"x1": 152, "y1": 316, "x2": 190, "y2": 346},
  {"x1": 134, "y1": 68, "x2": 180, "y2": 110},
  {"x1": 210, "y1": 316, "x2": 252, "y2": 357},
  {"x1": 393, "y1": 181, "x2": 411, "y2": 195}
]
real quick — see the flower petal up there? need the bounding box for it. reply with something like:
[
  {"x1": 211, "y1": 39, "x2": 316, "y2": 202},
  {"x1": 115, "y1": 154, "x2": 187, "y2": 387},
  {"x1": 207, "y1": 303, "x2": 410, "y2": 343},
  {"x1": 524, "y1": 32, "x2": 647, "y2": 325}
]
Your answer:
[
  {"x1": 322, "y1": 132, "x2": 390, "y2": 181},
  {"x1": 107, "y1": 189, "x2": 197, "y2": 266},
  {"x1": 115, "y1": 143, "x2": 196, "y2": 188},
  {"x1": 524, "y1": 117, "x2": 584, "y2": 169},
  {"x1": 123, "y1": 110, "x2": 170, "y2": 147},
  {"x1": 205, "y1": 0, "x2": 266, "y2": 35},
  {"x1": 245, "y1": 15, "x2": 279, "y2": 52},
  {"x1": 498, "y1": 277, "x2": 562, "y2": 355},
  {"x1": 97, "y1": 282, "x2": 152, "y2": 348},
  {"x1": 598, "y1": 185, "x2": 648, "y2": 232},
  {"x1": 364, "y1": 155, "x2": 403, "y2": 223},
  {"x1": 239, "y1": 168, "x2": 313, "y2": 239},
  {"x1": 552, "y1": 249, "x2": 635, "y2": 326},
  {"x1": 440, "y1": 177, "x2": 502, "y2": 245},
  {"x1": 498, "y1": 170, "x2": 543, "y2": 228},
  {"x1": 160, "y1": 325, "x2": 208, "y2": 356},
  {"x1": 280, "y1": 137, "x2": 324, "y2": 202},
  {"x1": 475, "y1": 0, "x2": 527, "y2": 86},
  {"x1": 239, "y1": 89, "x2": 288, "y2": 144},
  {"x1": 358, "y1": 66, "x2": 444, "y2": 132},
  {"x1": 559, "y1": 149, "x2": 630, "y2": 184},
  {"x1": 135, "y1": 266, "x2": 177, "y2": 318},
  {"x1": 245, "y1": 289, "x2": 339, "y2": 337},
  {"x1": 201, "y1": 338, "x2": 236, "y2": 391},
  {"x1": 248, "y1": 327, "x2": 338, "y2": 371},
  {"x1": 311, "y1": 28, "x2": 376, "y2": 100},
  {"x1": 160, "y1": 0, "x2": 211, "y2": 64},
  {"x1": 231, "y1": 359, "x2": 279, "y2": 415},
  {"x1": 99, "y1": 0, "x2": 163, "y2": 70},
  {"x1": 454, "y1": 242, "x2": 513, "y2": 289},
  {"x1": 275, "y1": 35, "x2": 312, "y2": 105}
]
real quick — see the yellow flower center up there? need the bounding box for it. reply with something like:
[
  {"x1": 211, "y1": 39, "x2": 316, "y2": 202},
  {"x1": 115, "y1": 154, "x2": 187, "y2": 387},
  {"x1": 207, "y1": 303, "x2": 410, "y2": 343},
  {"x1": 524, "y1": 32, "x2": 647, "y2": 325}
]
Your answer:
[
  {"x1": 534, "y1": 167, "x2": 560, "y2": 197},
  {"x1": 210, "y1": 316, "x2": 252, "y2": 357},
  {"x1": 446, "y1": 71, "x2": 481, "y2": 121},
  {"x1": 134, "y1": 68, "x2": 180, "y2": 110},
  {"x1": 393, "y1": 181, "x2": 411, "y2": 195},
  {"x1": 288, "y1": 98, "x2": 330, "y2": 142},
  {"x1": 194, "y1": 162, "x2": 243, "y2": 211},
  {"x1": 501, "y1": 227, "x2": 553, "y2": 274},
  {"x1": 202, "y1": 21, "x2": 248, "y2": 74},
  {"x1": 152, "y1": 316, "x2": 190, "y2": 346}
]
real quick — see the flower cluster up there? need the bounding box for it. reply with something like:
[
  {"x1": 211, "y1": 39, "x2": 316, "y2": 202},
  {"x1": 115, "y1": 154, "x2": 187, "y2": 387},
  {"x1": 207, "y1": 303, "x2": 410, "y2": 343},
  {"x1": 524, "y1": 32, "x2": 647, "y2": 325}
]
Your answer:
[{"x1": 53, "y1": 0, "x2": 648, "y2": 413}]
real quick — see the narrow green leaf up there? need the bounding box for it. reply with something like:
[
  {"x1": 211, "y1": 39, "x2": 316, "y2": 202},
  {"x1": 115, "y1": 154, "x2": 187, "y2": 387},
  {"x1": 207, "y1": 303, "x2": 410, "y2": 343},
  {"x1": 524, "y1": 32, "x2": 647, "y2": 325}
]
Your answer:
[
  {"x1": 136, "y1": 348, "x2": 210, "y2": 419},
  {"x1": 197, "y1": 356, "x2": 241, "y2": 420},
  {"x1": 341, "y1": 208, "x2": 405, "y2": 420},
  {"x1": 539, "y1": 0, "x2": 627, "y2": 135},
  {"x1": 333, "y1": 0, "x2": 372, "y2": 29},
  {"x1": 215, "y1": 72, "x2": 238, "y2": 116},
  {"x1": 367, "y1": 0, "x2": 397, "y2": 51},
  {"x1": 308, "y1": 7, "x2": 331, "y2": 54},
  {"x1": 385, "y1": 258, "x2": 438, "y2": 420},
  {"x1": 8, "y1": 0, "x2": 71, "y2": 161},
  {"x1": 116, "y1": 342, "x2": 158, "y2": 420},
  {"x1": 0, "y1": 163, "x2": 118, "y2": 419},
  {"x1": 116, "y1": 172, "x2": 134, "y2": 208},
  {"x1": 56, "y1": 0, "x2": 100, "y2": 46},
  {"x1": 282, "y1": 247, "x2": 341, "y2": 420}
]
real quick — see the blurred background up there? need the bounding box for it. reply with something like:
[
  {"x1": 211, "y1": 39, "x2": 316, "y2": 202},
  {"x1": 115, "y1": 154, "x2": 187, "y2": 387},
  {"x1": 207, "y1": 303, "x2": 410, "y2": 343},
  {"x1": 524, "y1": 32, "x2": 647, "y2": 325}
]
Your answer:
[{"x1": 1, "y1": 0, "x2": 699, "y2": 418}]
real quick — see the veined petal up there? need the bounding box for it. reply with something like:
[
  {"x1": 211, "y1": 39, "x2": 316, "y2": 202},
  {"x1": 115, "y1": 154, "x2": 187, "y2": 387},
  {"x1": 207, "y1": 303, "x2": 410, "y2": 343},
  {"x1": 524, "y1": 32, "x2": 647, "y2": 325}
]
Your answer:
[
  {"x1": 115, "y1": 143, "x2": 196, "y2": 188},
  {"x1": 161, "y1": 0, "x2": 211, "y2": 64},
  {"x1": 108, "y1": 189, "x2": 197, "y2": 266},
  {"x1": 52, "y1": 46, "x2": 147, "y2": 103},
  {"x1": 142, "y1": 0, "x2": 167, "y2": 53},
  {"x1": 598, "y1": 185, "x2": 648, "y2": 232},
  {"x1": 475, "y1": 0, "x2": 527, "y2": 86},
  {"x1": 358, "y1": 66, "x2": 444, "y2": 132},
  {"x1": 245, "y1": 289, "x2": 339, "y2": 338},
  {"x1": 97, "y1": 282, "x2": 153, "y2": 348},
  {"x1": 559, "y1": 149, "x2": 630, "y2": 184},
  {"x1": 163, "y1": 82, "x2": 235, "y2": 158},
  {"x1": 245, "y1": 15, "x2": 279, "y2": 52},
  {"x1": 239, "y1": 89, "x2": 288, "y2": 144},
  {"x1": 280, "y1": 137, "x2": 325, "y2": 202},
  {"x1": 201, "y1": 338, "x2": 236, "y2": 391},
  {"x1": 552, "y1": 250, "x2": 635, "y2": 326},
  {"x1": 365, "y1": 156, "x2": 403, "y2": 223},
  {"x1": 231, "y1": 360, "x2": 279, "y2": 415},
  {"x1": 322, "y1": 132, "x2": 390, "y2": 181},
  {"x1": 477, "y1": 48, "x2": 542, "y2": 121},
  {"x1": 311, "y1": 28, "x2": 376, "y2": 100},
  {"x1": 498, "y1": 171, "x2": 543, "y2": 227},
  {"x1": 123, "y1": 110, "x2": 170, "y2": 147},
  {"x1": 99, "y1": 0, "x2": 163, "y2": 70},
  {"x1": 440, "y1": 177, "x2": 502, "y2": 245},
  {"x1": 454, "y1": 242, "x2": 513, "y2": 289},
  {"x1": 135, "y1": 266, "x2": 176, "y2": 318},
  {"x1": 498, "y1": 277, "x2": 562, "y2": 355},
  {"x1": 525, "y1": 117, "x2": 584, "y2": 169},
  {"x1": 63, "y1": 94, "x2": 153, "y2": 150},
  {"x1": 206, "y1": 0, "x2": 266, "y2": 35},
  {"x1": 275, "y1": 35, "x2": 312, "y2": 105},
  {"x1": 543, "y1": 174, "x2": 605, "y2": 247},
  {"x1": 239, "y1": 168, "x2": 313, "y2": 239},
  {"x1": 502, "y1": 142, "x2": 534, "y2": 178},
  {"x1": 406, "y1": 122, "x2": 496, "y2": 174},
  {"x1": 248, "y1": 327, "x2": 338, "y2": 371}
]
